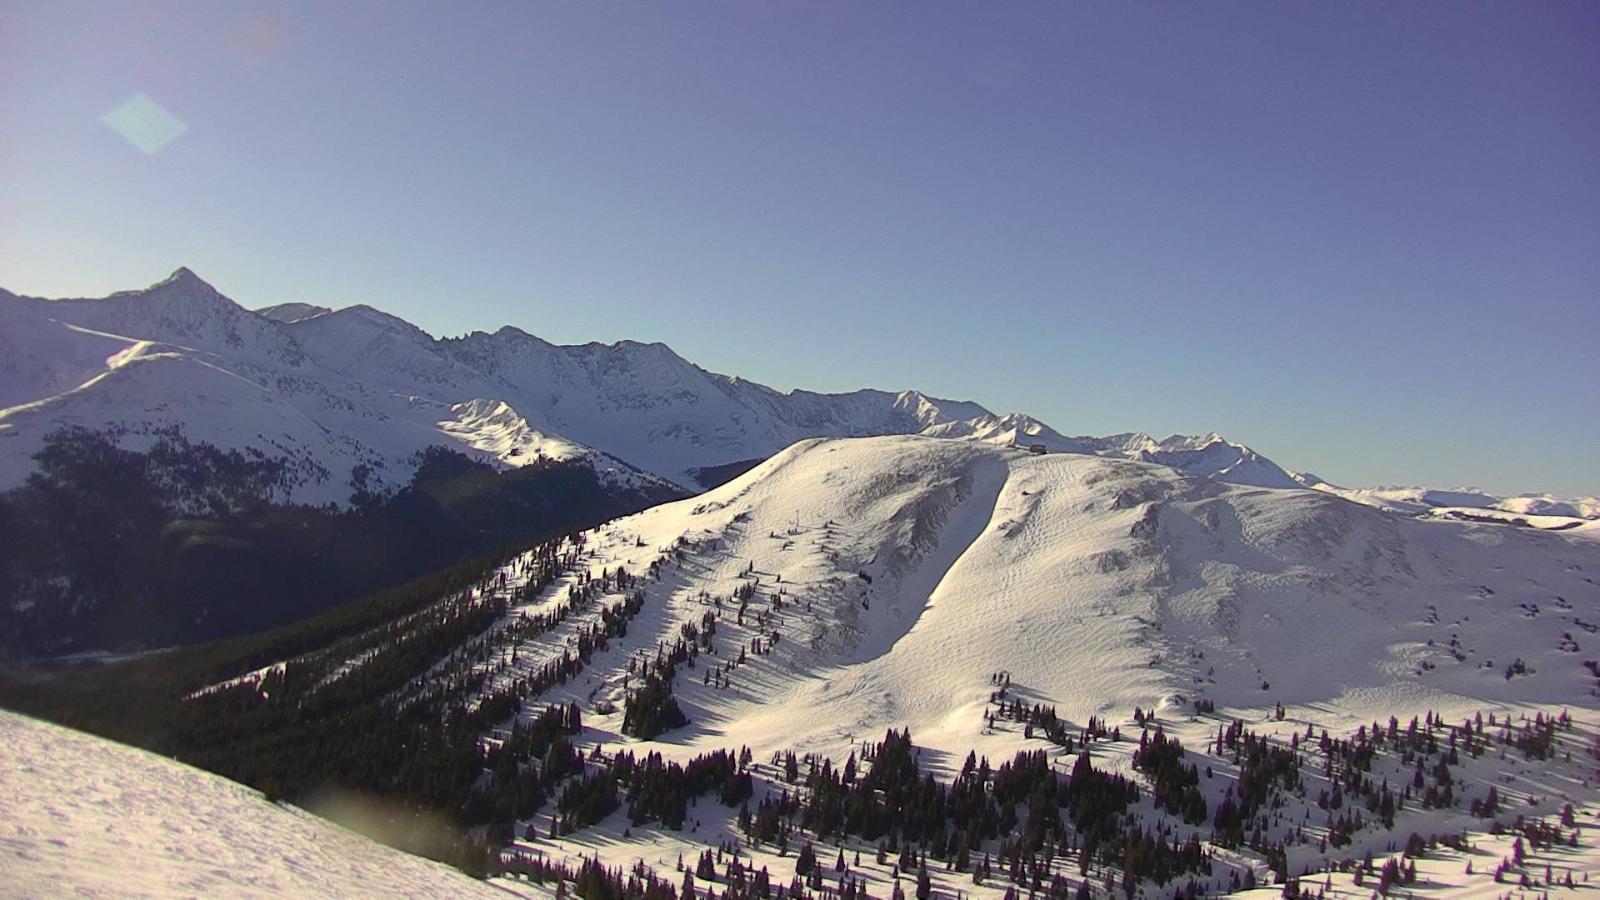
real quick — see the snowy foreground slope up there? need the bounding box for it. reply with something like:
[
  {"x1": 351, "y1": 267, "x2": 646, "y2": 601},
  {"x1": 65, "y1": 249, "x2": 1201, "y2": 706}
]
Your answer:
[
  {"x1": 223, "y1": 435, "x2": 1600, "y2": 896},
  {"x1": 0, "y1": 710, "x2": 544, "y2": 899}
]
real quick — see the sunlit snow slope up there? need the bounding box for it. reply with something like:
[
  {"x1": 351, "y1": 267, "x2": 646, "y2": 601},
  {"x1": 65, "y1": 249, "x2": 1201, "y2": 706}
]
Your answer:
[
  {"x1": 445, "y1": 435, "x2": 1599, "y2": 770},
  {"x1": 0, "y1": 710, "x2": 542, "y2": 899}
]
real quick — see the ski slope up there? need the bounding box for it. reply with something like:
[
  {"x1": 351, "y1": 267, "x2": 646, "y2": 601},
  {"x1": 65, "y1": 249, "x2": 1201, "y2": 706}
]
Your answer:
[
  {"x1": 0, "y1": 710, "x2": 545, "y2": 898},
  {"x1": 456, "y1": 435, "x2": 1598, "y2": 769},
  {"x1": 322, "y1": 433, "x2": 1596, "y2": 895}
]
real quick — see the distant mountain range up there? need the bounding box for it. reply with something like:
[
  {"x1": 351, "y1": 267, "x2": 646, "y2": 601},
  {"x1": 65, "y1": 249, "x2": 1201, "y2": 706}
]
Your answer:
[
  {"x1": 4, "y1": 267, "x2": 1593, "y2": 514},
  {"x1": 0, "y1": 267, "x2": 1321, "y2": 504}
]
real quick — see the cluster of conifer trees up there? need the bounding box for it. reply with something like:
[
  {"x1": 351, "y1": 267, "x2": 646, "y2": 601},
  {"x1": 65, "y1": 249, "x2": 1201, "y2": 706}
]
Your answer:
[
  {"x1": 1131, "y1": 729, "x2": 1205, "y2": 825},
  {"x1": 504, "y1": 724, "x2": 1216, "y2": 897},
  {"x1": 466, "y1": 702, "x2": 584, "y2": 829},
  {"x1": 543, "y1": 747, "x2": 754, "y2": 836},
  {"x1": 621, "y1": 624, "x2": 700, "y2": 739}
]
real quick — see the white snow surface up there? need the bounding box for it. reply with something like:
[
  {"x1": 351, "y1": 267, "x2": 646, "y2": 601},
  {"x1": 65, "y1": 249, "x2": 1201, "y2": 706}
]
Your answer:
[
  {"x1": 1294, "y1": 472, "x2": 1600, "y2": 523},
  {"x1": 426, "y1": 435, "x2": 1600, "y2": 776},
  {"x1": 12, "y1": 433, "x2": 1599, "y2": 896},
  {"x1": 255, "y1": 301, "x2": 333, "y2": 324},
  {"x1": 0, "y1": 709, "x2": 543, "y2": 898},
  {"x1": 394, "y1": 434, "x2": 1600, "y2": 896}
]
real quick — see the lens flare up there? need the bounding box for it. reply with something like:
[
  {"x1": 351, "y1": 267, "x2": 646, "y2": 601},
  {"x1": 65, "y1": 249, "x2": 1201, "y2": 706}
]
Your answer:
[{"x1": 100, "y1": 93, "x2": 187, "y2": 154}]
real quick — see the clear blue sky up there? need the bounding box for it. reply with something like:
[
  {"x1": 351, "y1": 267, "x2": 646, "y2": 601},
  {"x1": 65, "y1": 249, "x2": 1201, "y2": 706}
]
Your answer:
[{"x1": 2, "y1": 2, "x2": 1596, "y2": 495}]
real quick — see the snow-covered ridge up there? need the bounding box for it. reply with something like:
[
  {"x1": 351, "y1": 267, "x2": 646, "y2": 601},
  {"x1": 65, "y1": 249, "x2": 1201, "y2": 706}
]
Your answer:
[
  {"x1": 452, "y1": 435, "x2": 1600, "y2": 769},
  {"x1": 256, "y1": 300, "x2": 333, "y2": 323},
  {"x1": 1292, "y1": 472, "x2": 1600, "y2": 526}
]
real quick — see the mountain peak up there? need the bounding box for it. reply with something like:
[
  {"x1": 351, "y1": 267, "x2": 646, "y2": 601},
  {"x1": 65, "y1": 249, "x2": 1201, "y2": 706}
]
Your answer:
[
  {"x1": 99, "y1": 267, "x2": 225, "y2": 305},
  {"x1": 612, "y1": 338, "x2": 675, "y2": 354},
  {"x1": 155, "y1": 266, "x2": 215, "y2": 292}
]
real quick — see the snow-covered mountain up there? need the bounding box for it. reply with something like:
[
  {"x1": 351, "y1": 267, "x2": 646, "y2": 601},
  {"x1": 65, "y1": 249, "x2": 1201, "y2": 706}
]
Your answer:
[
  {"x1": 444, "y1": 436, "x2": 1599, "y2": 758},
  {"x1": 1292, "y1": 472, "x2": 1600, "y2": 527},
  {"x1": 0, "y1": 271, "x2": 669, "y2": 504},
  {"x1": 0, "y1": 709, "x2": 542, "y2": 898},
  {"x1": 1, "y1": 268, "x2": 1306, "y2": 506},
  {"x1": 178, "y1": 434, "x2": 1600, "y2": 897},
  {"x1": 925, "y1": 415, "x2": 1303, "y2": 490}
]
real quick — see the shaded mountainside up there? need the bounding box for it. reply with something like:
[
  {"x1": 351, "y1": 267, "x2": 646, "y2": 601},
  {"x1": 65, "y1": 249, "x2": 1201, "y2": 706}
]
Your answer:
[{"x1": 0, "y1": 429, "x2": 682, "y2": 658}]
